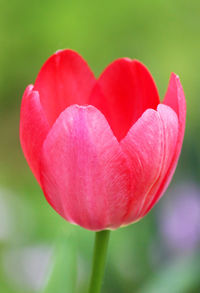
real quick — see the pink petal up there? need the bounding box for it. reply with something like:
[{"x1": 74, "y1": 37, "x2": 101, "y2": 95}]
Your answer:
[
  {"x1": 90, "y1": 59, "x2": 160, "y2": 141},
  {"x1": 138, "y1": 104, "x2": 179, "y2": 218},
  {"x1": 20, "y1": 85, "x2": 50, "y2": 185},
  {"x1": 143, "y1": 74, "x2": 186, "y2": 215},
  {"x1": 40, "y1": 105, "x2": 131, "y2": 231},
  {"x1": 34, "y1": 50, "x2": 96, "y2": 126},
  {"x1": 120, "y1": 109, "x2": 164, "y2": 224},
  {"x1": 164, "y1": 74, "x2": 186, "y2": 147}
]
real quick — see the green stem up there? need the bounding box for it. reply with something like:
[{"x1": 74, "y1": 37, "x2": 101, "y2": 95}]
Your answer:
[{"x1": 88, "y1": 230, "x2": 111, "y2": 293}]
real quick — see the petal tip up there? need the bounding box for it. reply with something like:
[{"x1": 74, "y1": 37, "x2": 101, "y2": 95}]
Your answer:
[
  {"x1": 25, "y1": 84, "x2": 34, "y2": 94},
  {"x1": 52, "y1": 48, "x2": 85, "y2": 60},
  {"x1": 171, "y1": 72, "x2": 180, "y2": 80},
  {"x1": 121, "y1": 57, "x2": 133, "y2": 62},
  {"x1": 170, "y1": 73, "x2": 184, "y2": 91},
  {"x1": 68, "y1": 104, "x2": 96, "y2": 111},
  {"x1": 54, "y1": 49, "x2": 65, "y2": 55}
]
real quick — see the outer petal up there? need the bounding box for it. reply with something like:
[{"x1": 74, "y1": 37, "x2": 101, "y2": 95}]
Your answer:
[
  {"x1": 90, "y1": 59, "x2": 160, "y2": 141},
  {"x1": 34, "y1": 50, "x2": 96, "y2": 126},
  {"x1": 120, "y1": 105, "x2": 178, "y2": 225},
  {"x1": 164, "y1": 74, "x2": 186, "y2": 152},
  {"x1": 20, "y1": 85, "x2": 50, "y2": 184},
  {"x1": 138, "y1": 105, "x2": 179, "y2": 218},
  {"x1": 120, "y1": 109, "x2": 164, "y2": 224},
  {"x1": 143, "y1": 74, "x2": 186, "y2": 216},
  {"x1": 40, "y1": 105, "x2": 131, "y2": 231}
]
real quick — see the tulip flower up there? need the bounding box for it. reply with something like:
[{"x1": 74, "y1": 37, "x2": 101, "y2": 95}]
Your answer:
[
  {"x1": 20, "y1": 49, "x2": 186, "y2": 231},
  {"x1": 20, "y1": 49, "x2": 186, "y2": 293}
]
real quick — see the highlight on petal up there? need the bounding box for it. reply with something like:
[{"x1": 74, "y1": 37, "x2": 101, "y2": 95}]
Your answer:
[
  {"x1": 143, "y1": 74, "x2": 186, "y2": 215},
  {"x1": 90, "y1": 59, "x2": 160, "y2": 141},
  {"x1": 34, "y1": 49, "x2": 96, "y2": 126},
  {"x1": 20, "y1": 86, "x2": 50, "y2": 185},
  {"x1": 40, "y1": 105, "x2": 131, "y2": 231}
]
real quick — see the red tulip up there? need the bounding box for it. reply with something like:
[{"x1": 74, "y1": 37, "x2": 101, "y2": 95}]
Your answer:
[{"x1": 20, "y1": 50, "x2": 186, "y2": 231}]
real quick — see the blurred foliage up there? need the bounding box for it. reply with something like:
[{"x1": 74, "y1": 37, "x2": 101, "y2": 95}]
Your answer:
[
  {"x1": 139, "y1": 253, "x2": 200, "y2": 293},
  {"x1": 0, "y1": 0, "x2": 200, "y2": 292},
  {"x1": 42, "y1": 229, "x2": 77, "y2": 293}
]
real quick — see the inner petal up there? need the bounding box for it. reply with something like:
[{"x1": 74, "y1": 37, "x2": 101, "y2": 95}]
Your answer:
[
  {"x1": 90, "y1": 58, "x2": 160, "y2": 141},
  {"x1": 34, "y1": 50, "x2": 96, "y2": 126}
]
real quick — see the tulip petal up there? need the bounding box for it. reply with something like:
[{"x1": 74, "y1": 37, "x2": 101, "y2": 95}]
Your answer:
[
  {"x1": 142, "y1": 74, "x2": 186, "y2": 215},
  {"x1": 164, "y1": 74, "x2": 186, "y2": 149},
  {"x1": 90, "y1": 59, "x2": 160, "y2": 141},
  {"x1": 40, "y1": 105, "x2": 131, "y2": 231},
  {"x1": 20, "y1": 85, "x2": 50, "y2": 184},
  {"x1": 34, "y1": 50, "x2": 96, "y2": 126},
  {"x1": 138, "y1": 104, "x2": 179, "y2": 218},
  {"x1": 120, "y1": 109, "x2": 164, "y2": 224}
]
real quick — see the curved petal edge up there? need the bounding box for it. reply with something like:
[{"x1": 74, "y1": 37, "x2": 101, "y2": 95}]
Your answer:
[
  {"x1": 143, "y1": 74, "x2": 186, "y2": 215},
  {"x1": 20, "y1": 85, "x2": 50, "y2": 185}
]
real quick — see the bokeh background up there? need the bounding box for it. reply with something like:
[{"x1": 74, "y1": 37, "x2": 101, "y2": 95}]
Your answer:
[{"x1": 1, "y1": 0, "x2": 200, "y2": 292}]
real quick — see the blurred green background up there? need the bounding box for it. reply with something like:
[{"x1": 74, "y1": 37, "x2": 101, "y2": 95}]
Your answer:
[{"x1": 0, "y1": 0, "x2": 200, "y2": 292}]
